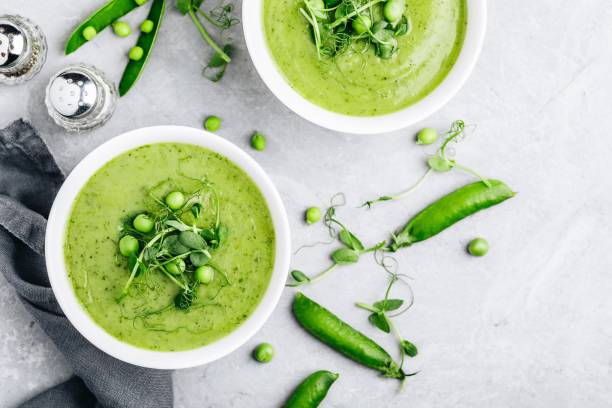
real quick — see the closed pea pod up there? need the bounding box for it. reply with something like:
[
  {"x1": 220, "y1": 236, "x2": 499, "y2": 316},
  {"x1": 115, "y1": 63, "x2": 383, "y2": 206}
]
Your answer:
[
  {"x1": 390, "y1": 179, "x2": 515, "y2": 251},
  {"x1": 293, "y1": 292, "x2": 405, "y2": 380},
  {"x1": 284, "y1": 370, "x2": 339, "y2": 408}
]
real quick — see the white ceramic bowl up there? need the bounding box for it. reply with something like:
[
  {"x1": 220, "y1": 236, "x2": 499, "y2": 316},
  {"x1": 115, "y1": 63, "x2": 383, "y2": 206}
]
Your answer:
[
  {"x1": 45, "y1": 126, "x2": 291, "y2": 369},
  {"x1": 243, "y1": 0, "x2": 487, "y2": 134}
]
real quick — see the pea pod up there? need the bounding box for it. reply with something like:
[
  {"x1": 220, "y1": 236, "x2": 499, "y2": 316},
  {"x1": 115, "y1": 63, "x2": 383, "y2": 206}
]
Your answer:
[
  {"x1": 65, "y1": 0, "x2": 141, "y2": 54},
  {"x1": 284, "y1": 370, "x2": 339, "y2": 408},
  {"x1": 293, "y1": 292, "x2": 404, "y2": 380},
  {"x1": 118, "y1": 0, "x2": 165, "y2": 96},
  {"x1": 390, "y1": 179, "x2": 515, "y2": 251}
]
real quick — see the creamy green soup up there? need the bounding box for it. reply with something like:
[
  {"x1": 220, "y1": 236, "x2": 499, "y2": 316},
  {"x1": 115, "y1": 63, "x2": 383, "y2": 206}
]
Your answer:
[
  {"x1": 264, "y1": 0, "x2": 467, "y2": 116},
  {"x1": 65, "y1": 143, "x2": 275, "y2": 351}
]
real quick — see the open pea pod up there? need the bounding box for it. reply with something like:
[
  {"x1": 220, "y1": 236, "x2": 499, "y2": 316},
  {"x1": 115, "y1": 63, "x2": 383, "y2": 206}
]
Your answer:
[
  {"x1": 118, "y1": 0, "x2": 165, "y2": 96},
  {"x1": 65, "y1": 0, "x2": 142, "y2": 54}
]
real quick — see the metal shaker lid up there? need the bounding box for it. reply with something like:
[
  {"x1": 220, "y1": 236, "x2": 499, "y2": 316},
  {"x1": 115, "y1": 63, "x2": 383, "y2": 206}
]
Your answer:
[
  {"x1": 0, "y1": 20, "x2": 27, "y2": 69},
  {"x1": 48, "y1": 70, "x2": 98, "y2": 118}
]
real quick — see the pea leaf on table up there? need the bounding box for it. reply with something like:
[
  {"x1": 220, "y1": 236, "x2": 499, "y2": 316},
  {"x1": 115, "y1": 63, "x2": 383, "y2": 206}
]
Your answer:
[
  {"x1": 427, "y1": 156, "x2": 453, "y2": 172},
  {"x1": 204, "y1": 44, "x2": 234, "y2": 82},
  {"x1": 401, "y1": 339, "x2": 418, "y2": 357},
  {"x1": 373, "y1": 298, "x2": 404, "y2": 312},
  {"x1": 190, "y1": 250, "x2": 211, "y2": 267},
  {"x1": 291, "y1": 270, "x2": 311, "y2": 283},
  {"x1": 369, "y1": 312, "x2": 391, "y2": 333},
  {"x1": 179, "y1": 230, "x2": 206, "y2": 249},
  {"x1": 338, "y1": 229, "x2": 365, "y2": 251},
  {"x1": 331, "y1": 248, "x2": 360, "y2": 264}
]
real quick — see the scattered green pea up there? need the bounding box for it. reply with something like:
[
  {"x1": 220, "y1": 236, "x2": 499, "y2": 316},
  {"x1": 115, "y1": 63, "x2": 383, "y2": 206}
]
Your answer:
[
  {"x1": 195, "y1": 265, "x2": 214, "y2": 284},
  {"x1": 352, "y1": 15, "x2": 372, "y2": 35},
  {"x1": 305, "y1": 207, "x2": 321, "y2": 224},
  {"x1": 165, "y1": 191, "x2": 186, "y2": 210},
  {"x1": 134, "y1": 0, "x2": 149, "y2": 5},
  {"x1": 416, "y1": 127, "x2": 438, "y2": 145},
  {"x1": 251, "y1": 132, "x2": 266, "y2": 151},
  {"x1": 118, "y1": 235, "x2": 139, "y2": 257},
  {"x1": 468, "y1": 237, "x2": 489, "y2": 257},
  {"x1": 204, "y1": 116, "x2": 222, "y2": 132},
  {"x1": 112, "y1": 21, "x2": 132, "y2": 38},
  {"x1": 165, "y1": 258, "x2": 186, "y2": 275},
  {"x1": 253, "y1": 342, "x2": 274, "y2": 363},
  {"x1": 133, "y1": 214, "x2": 154, "y2": 233},
  {"x1": 82, "y1": 26, "x2": 97, "y2": 41},
  {"x1": 129, "y1": 46, "x2": 144, "y2": 61},
  {"x1": 140, "y1": 19, "x2": 155, "y2": 33}
]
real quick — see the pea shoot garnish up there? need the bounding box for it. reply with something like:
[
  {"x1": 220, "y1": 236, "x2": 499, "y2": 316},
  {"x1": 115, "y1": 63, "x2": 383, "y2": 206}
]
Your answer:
[
  {"x1": 116, "y1": 179, "x2": 231, "y2": 311},
  {"x1": 299, "y1": 0, "x2": 410, "y2": 60}
]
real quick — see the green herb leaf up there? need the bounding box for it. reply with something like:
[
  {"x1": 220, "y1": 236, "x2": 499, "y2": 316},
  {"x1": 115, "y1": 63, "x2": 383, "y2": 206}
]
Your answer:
[
  {"x1": 174, "y1": 287, "x2": 196, "y2": 309},
  {"x1": 368, "y1": 312, "x2": 390, "y2": 333},
  {"x1": 331, "y1": 248, "x2": 360, "y2": 264},
  {"x1": 143, "y1": 246, "x2": 158, "y2": 262},
  {"x1": 165, "y1": 220, "x2": 190, "y2": 231},
  {"x1": 401, "y1": 339, "x2": 418, "y2": 357},
  {"x1": 291, "y1": 270, "x2": 311, "y2": 283},
  {"x1": 338, "y1": 229, "x2": 365, "y2": 251},
  {"x1": 190, "y1": 250, "x2": 211, "y2": 267},
  {"x1": 373, "y1": 298, "x2": 404, "y2": 312},
  {"x1": 215, "y1": 224, "x2": 228, "y2": 247},
  {"x1": 427, "y1": 156, "x2": 453, "y2": 172},
  {"x1": 179, "y1": 230, "x2": 206, "y2": 249},
  {"x1": 176, "y1": 0, "x2": 192, "y2": 15},
  {"x1": 393, "y1": 15, "x2": 409, "y2": 36},
  {"x1": 191, "y1": 203, "x2": 202, "y2": 219},
  {"x1": 203, "y1": 44, "x2": 234, "y2": 82},
  {"x1": 164, "y1": 235, "x2": 190, "y2": 255}
]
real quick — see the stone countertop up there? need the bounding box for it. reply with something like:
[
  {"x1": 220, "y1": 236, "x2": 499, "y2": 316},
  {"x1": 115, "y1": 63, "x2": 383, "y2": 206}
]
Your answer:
[{"x1": 2, "y1": 1, "x2": 612, "y2": 407}]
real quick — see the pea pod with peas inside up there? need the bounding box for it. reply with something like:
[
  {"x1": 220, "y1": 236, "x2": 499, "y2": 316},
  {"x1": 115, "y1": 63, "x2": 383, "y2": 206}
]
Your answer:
[
  {"x1": 389, "y1": 179, "x2": 515, "y2": 251},
  {"x1": 119, "y1": 0, "x2": 166, "y2": 95},
  {"x1": 284, "y1": 370, "x2": 339, "y2": 408},
  {"x1": 293, "y1": 292, "x2": 407, "y2": 380}
]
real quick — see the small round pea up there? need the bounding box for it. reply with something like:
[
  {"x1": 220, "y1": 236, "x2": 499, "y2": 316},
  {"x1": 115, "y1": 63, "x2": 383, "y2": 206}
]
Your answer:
[
  {"x1": 165, "y1": 191, "x2": 186, "y2": 210},
  {"x1": 133, "y1": 214, "x2": 154, "y2": 233},
  {"x1": 204, "y1": 116, "x2": 222, "y2": 132},
  {"x1": 305, "y1": 207, "x2": 321, "y2": 225},
  {"x1": 112, "y1": 21, "x2": 132, "y2": 38},
  {"x1": 140, "y1": 19, "x2": 154, "y2": 33},
  {"x1": 134, "y1": 0, "x2": 149, "y2": 5},
  {"x1": 468, "y1": 237, "x2": 489, "y2": 257},
  {"x1": 252, "y1": 342, "x2": 274, "y2": 363},
  {"x1": 416, "y1": 127, "x2": 438, "y2": 145},
  {"x1": 251, "y1": 132, "x2": 266, "y2": 151},
  {"x1": 119, "y1": 235, "x2": 139, "y2": 257},
  {"x1": 383, "y1": 0, "x2": 406, "y2": 23},
  {"x1": 129, "y1": 46, "x2": 144, "y2": 61},
  {"x1": 195, "y1": 265, "x2": 214, "y2": 284},
  {"x1": 165, "y1": 259, "x2": 186, "y2": 275},
  {"x1": 352, "y1": 15, "x2": 372, "y2": 35},
  {"x1": 82, "y1": 26, "x2": 97, "y2": 41}
]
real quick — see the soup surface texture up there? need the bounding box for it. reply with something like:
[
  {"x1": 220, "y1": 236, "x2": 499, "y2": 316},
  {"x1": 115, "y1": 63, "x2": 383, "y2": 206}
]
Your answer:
[
  {"x1": 65, "y1": 143, "x2": 275, "y2": 351},
  {"x1": 263, "y1": 0, "x2": 467, "y2": 116}
]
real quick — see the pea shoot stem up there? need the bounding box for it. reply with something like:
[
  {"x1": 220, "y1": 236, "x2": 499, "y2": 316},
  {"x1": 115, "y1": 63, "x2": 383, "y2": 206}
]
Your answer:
[
  {"x1": 188, "y1": 9, "x2": 231, "y2": 63},
  {"x1": 363, "y1": 169, "x2": 433, "y2": 208},
  {"x1": 286, "y1": 263, "x2": 338, "y2": 287}
]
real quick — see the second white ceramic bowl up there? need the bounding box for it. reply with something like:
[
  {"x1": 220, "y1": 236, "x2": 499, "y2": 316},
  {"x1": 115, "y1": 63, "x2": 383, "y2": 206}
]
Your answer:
[
  {"x1": 243, "y1": 0, "x2": 487, "y2": 134},
  {"x1": 45, "y1": 126, "x2": 291, "y2": 369}
]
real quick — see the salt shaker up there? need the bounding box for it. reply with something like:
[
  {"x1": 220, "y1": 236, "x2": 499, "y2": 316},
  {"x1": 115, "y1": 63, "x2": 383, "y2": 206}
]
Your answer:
[
  {"x1": 0, "y1": 15, "x2": 47, "y2": 85},
  {"x1": 45, "y1": 64, "x2": 118, "y2": 132}
]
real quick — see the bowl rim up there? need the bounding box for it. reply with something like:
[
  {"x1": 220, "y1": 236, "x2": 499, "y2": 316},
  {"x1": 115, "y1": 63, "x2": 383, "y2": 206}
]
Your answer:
[
  {"x1": 242, "y1": 0, "x2": 487, "y2": 134},
  {"x1": 45, "y1": 125, "x2": 291, "y2": 369}
]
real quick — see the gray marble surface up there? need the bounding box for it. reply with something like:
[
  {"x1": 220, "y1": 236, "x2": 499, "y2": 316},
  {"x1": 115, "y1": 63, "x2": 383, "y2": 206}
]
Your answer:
[{"x1": 2, "y1": 0, "x2": 612, "y2": 407}]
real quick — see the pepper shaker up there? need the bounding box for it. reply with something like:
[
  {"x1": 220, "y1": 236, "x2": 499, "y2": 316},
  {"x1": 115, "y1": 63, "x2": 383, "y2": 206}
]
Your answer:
[
  {"x1": 0, "y1": 15, "x2": 47, "y2": 85},
  {"x1": 45, "y1": 64, "x2": 118, "y2": 132}
]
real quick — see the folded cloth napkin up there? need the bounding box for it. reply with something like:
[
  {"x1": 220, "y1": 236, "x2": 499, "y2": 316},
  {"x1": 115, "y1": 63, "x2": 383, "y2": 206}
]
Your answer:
[{"x1": 0, "y1": 120, "x2": 173, "y2": 408}]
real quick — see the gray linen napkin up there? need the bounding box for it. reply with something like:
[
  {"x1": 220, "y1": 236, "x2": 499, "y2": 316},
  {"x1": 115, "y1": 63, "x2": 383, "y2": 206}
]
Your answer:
[{"x1": 0, "y1": 119, "x2": 173, "y2": 408}]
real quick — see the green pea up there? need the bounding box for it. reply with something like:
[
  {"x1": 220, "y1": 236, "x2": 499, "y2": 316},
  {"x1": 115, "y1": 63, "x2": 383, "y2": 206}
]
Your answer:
[
  {"x1": 251, "y1": 132, "x2": 266, "y2": 151},
  {"x1": 352, "y1": 15, "x2": 372, "y2": 35},
  {"x1": 165, "y1": 258, "x2": 186, "y2": 276},
  {"x1": 140, "y1": 19, "x2": 155, "y2": 33},
  {"x1": 468, "y1": 237, "x2": 489, "y2": 257},
  {"x1": 129, "y1": 46, "x2": 144, "y2": 61},
  {"x1": 305, "y1": 207, "x2": 321, "y2": 224},
  {"x1": 383, "y1": 0, "x2": 406, "y2": 23},
  {"x1": 204, "y1": 116, "x2": 222, "y2": 132},
  {"x1": 82, "y1": 26, "x2": 97, "y2": 41},
  {"x1": 119, "y1": 235, "x2": 139, "y2": 257},
  {"x1": 416, "y1": 127, "x2": 438, "y2": 145},
  {"x1": 252, "y1": 342, "x2": 274, "y2": 363},
  {"x1": 165, "y1": 191, "x2": 185, "y2": 210},
  {"x1": 133, "y1": 214, "x2": 154, "y2": 233},
  {"x1": 112, "y1": 21, "x2": 131, "y2": 38},
  {"x1": 134, "y1": 0, "x2": 149, "y2": 5},
  {"x1": 195, "y1": 265, "x2": 214, "y2": 284}
]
